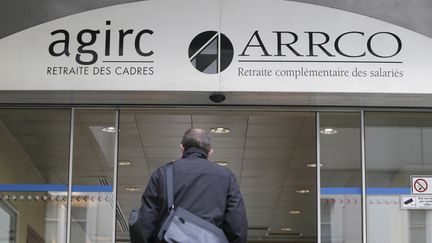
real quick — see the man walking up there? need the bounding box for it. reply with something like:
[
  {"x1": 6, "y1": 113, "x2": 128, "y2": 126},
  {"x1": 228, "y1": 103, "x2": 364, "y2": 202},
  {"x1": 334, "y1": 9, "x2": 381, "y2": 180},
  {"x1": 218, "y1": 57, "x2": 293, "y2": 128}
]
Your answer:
[{"x1": 133, "y1": 128, "x2": 248, "y2": 243}]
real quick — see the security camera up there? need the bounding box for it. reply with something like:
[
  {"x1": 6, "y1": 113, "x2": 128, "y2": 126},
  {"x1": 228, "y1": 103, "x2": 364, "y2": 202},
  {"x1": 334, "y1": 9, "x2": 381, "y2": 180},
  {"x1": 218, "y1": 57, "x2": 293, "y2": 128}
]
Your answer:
[{"x1": 209, "y1": 93, "x2": 226, "y2": 103}]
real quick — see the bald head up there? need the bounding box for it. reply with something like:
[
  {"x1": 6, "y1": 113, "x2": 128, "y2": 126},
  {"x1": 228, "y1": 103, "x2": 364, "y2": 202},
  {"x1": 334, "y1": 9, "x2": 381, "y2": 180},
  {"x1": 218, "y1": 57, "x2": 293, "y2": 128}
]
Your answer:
[{"x1": 181, "y1": 128, "x2": 212, "y2": 154}]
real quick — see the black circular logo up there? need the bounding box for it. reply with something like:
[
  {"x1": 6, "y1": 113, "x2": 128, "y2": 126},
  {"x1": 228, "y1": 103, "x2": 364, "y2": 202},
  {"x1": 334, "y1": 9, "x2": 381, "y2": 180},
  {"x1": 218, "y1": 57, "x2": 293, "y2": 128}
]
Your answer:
[{"x1": 188, "y1": 31, "x2": 234, "y2": 74}]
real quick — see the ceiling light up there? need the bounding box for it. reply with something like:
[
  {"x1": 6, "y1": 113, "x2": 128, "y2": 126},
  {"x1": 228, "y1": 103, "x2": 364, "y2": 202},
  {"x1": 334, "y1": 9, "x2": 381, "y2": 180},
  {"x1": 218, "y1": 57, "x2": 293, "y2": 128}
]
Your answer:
[
  {"x1": 289, "y1": 210, "x2": 301, "y2": 215},
  {"x1": 320, "y1": 128, "x2": 338, "y2": 135},
  {"x1": 125, "y1": 187, "x2": 141, "y2": 192},
  {"x1": 280, "y1": 227, "x2": 292, "y2": 231},
  {"x1": 210, "y1": 127, "x2": 231, "y2": 134},
  {"x1": 306, "y1": 163, "x2": 322, "y2": 168},
  {"x1": 215, "y1": 161, "x2": 228, "y2": 166},
  {"x1": 296, "y1": 189, "x2": 310, "y2": 194},
  {"x1": 118, "y1": 160, "x2": 132, "y2": 166},
  {"x1": 102, "y1": 126, "x2": 116, "y2": 133}
]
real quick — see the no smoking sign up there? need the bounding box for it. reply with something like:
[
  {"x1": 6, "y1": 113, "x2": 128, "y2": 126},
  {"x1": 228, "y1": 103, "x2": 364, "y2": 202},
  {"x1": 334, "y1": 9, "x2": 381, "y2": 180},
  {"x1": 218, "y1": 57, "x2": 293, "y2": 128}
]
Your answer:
[{"x1": 411, "y1": 176, "x2": 432, "y2": 195}]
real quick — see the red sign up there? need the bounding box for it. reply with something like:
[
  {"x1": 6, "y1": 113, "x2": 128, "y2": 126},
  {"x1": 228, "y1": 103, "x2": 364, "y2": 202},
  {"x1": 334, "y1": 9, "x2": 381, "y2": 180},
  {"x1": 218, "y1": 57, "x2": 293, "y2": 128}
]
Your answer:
[{"x1": 413, "y1": 178, "x2": 428, "y2": 193}]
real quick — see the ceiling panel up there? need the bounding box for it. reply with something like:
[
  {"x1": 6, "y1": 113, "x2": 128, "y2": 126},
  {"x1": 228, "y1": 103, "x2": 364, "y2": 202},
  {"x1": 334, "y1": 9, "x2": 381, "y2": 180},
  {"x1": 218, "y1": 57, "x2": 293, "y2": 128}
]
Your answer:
[
  {"x1": 118, "y1": 166, "x2": 150, "y2": 177},
  {"x1": 277, "y1": 197, "x2": 316, "y2": 208},
  {"x1": 242, "y1": 169, "x2": 288, "y2": 178},
  {"x1": 28, "y1": 122, "x2": 70, "y2": 136},
  {"x1": 248, "y1": 113, "x2": 313, "y2": 124},
  {"x1": 73, "y1": 146, "x2": 100, "y2": 157},
  {"x1": 14, "y1": 135, "x2": 38, "y2": 147},
  {"x1": 73, "y1": 134, "x2": 93, "y2": 146},
  {"x1": 137, "y1": 123, "x2": 191, "y2": 136},
  {"x1": 209, "y1": 136, "x2": 245, "y2": 147},
  {"x1": 290, "y1": 149, "x2": 316, "y2": 166},
  {"x1": 140, "y1": 136, "x2": 183, "y2": 147},
  {"x1": 118, "y1": 113, "x2": 135, "y2": 123},
  {"x1": 143, "y1": 147, "x2": 181, "y2": 158},
  {"x1": 194, "y1": 123, "x2": 248, "y2": 136},
  {"x1": 118, "y1": 123, "x2": 140, "y2": 136},
  {"x1": 146, "y1": 157, "x2": 178, "y2": 168},
  {"x1": 240, "y1": 186, "x2": 285, "y2": 194},
  {"x1": 211, "y1": 150, "x2": 245, "y2": 160},
  {"x1": 119, "y1": 147, "x2": 145, "y2": 157},
  {"x1": 243, "y1": 159, "x2": 290, "y2": 169},
  {"x1": 117, "y1": 176, "x2": 150, "y2": 186},
  {"x1": 117, "y1": 157, "x2": 147, "y2": 167},
  {"x1": 244, "y1": 194, "x2": 280, "y2": 202},
  {"x1": 135, "y1": 114, "x2": 191, "y2": 123},
  {"x1": 244, "y1": 148, "x2": 295, "y2": 159},
  {"x1": 33, "y1": 158, "x2": 69, "y2": 168},
  {"x1": 241, "y1": 177, "x2": 286, "y2": 187},
  {"x1": 20, "y1": 111, "x2": 70, "y2": 122},
  {"x1": 245, "y1": 199, "x2": 279, "y2": 208},
  {"x1": 0, "y1": 120, "x2": 33, "y2": 134},
  {"x1": 247, "y1": 124, "x2": 303, "y2": 138},
  {"x1": 246, "y1": 210, "x2": 275, "y2": 220},
  {"x1": 117, "y1": 192, "x2": 143, "y2": 201},
  {"x1": 245, "y1": 137, "x2": 299, "y2": 148},
  {"x1": 284, "y1": 171, "x2": 316, "y2": 187},
  {"x1": 72, "y1": 156, "x2": 102, "y2": 165},
  {"x1": 118, "y1": 134, "x2": 142, "y2": 147},
  {"x1": 192, "y1": 114, "x2": 249, "y2": 123},
  {"x1": 247, "y1": 216, "x2": 273, "y2": 227},
  {"x1": 77, "y1": 113, "x2": 116, "y2": 123}
]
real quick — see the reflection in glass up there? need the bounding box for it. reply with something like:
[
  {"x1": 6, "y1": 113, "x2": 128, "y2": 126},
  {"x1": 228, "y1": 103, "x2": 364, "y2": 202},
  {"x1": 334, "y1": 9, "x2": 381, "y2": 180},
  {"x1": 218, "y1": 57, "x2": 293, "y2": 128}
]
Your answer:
[
  {"x1": 320, "y1": 113, "x2": 362, "y2": 243},
  {"x1": 0, "y1": 109, "x2": 70, "y2": 243},
  {"x1": 366, "y1": 112, "x2": 432, "y2": 243}
]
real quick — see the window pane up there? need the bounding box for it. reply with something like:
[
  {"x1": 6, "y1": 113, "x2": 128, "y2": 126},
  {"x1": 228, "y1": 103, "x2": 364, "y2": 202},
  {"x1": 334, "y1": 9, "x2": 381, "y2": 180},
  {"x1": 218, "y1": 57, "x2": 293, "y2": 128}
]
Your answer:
[
  {"x1": 71, "y1": 110, "x2": 117, "y2": 243},
  {"x1": 320, "y1": 113, "x2": 362, "y2": 243},
  {"x1": 366, "y1": 112, "x2": 432, "y2": 243},
  {"x1": 0, "y1": 109, "x2": 70, "y2": 243}
]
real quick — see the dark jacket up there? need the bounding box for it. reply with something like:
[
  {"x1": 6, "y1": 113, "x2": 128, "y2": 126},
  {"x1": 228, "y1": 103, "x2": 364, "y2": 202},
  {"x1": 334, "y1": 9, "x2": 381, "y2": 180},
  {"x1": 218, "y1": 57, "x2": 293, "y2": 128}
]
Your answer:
[{"x1": 137, "y1": 147, "x2": 248, "y2": 243}]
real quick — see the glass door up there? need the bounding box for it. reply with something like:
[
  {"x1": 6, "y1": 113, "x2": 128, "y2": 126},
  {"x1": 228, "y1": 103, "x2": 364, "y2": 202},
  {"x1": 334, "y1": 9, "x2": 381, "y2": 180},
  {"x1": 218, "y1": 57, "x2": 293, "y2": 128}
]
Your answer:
[
  {"x1": 70, "y1": 109, "x2": 118, "y2": 243},
  {"x1": 318, "y1": 112, "x2": 362, "y2": 243},
  {"x1": 0, "y1": 109, "x2": 71, "y2": 243},
  {"x1": 365, "y1": 112, "x2": 432, "y2": 243},
  {"x1": 116, "y1": 110, "x2": 317, "y2": 243}
]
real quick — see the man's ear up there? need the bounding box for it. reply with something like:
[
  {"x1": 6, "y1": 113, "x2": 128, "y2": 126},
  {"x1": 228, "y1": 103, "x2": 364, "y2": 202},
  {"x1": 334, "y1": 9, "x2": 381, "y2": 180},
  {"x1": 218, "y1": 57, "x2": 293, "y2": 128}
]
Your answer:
[
  {"x1": 208, "y1": 148, "x2": 214, "y2": 156},
  {"x1": 180, "y1": 144, "x2": 185, "y2": 153}
]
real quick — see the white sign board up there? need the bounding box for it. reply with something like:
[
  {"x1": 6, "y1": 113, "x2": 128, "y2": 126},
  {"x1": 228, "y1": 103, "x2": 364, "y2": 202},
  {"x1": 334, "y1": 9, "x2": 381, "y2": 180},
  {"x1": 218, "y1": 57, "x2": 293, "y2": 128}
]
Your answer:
[
  {"x1": 401, "y1": 195, "x2": 432, "y2": 210},
  {"x1": 0, "y1": 0, "x2": 432, "y2": 92},
  {"x1": 411, "y1": 176, "x2": 432, "y2": 195}
]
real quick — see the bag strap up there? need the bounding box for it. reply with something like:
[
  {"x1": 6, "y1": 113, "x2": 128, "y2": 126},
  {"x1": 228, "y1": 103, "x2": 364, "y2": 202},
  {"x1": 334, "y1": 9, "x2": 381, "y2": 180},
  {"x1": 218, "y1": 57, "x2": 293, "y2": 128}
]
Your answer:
[{"x1": 166, "y1": 162, "x2": 174, "y2": 210}]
